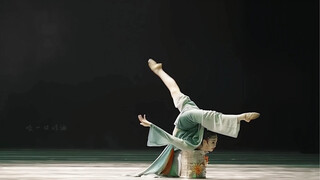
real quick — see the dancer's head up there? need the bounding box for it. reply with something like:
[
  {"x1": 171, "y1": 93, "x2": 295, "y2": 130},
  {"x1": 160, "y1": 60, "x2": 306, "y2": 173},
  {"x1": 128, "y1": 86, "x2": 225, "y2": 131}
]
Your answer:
[{"x1": 197, "y1": 129, "x2": 218, "y2": 153}]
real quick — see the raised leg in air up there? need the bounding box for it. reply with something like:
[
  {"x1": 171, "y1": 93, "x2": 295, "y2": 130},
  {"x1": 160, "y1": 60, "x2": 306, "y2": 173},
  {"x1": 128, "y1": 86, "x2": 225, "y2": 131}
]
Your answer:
[
  {"x1": 148, "y1": 58, "x2": 260, "y2": 123},
  {"x1": 148, "y1": 59, "x2": 181, "y2": 101}
]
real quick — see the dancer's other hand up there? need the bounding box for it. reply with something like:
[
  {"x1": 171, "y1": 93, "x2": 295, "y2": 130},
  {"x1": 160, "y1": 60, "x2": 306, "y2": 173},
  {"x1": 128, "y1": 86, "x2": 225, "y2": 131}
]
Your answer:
[{"x1": 138, "y1": 114, "x2": 152, "y2": 127}]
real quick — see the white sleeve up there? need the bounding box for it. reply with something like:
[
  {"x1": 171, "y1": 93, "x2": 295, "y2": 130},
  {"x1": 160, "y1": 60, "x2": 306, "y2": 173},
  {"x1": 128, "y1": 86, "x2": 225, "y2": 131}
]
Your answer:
[{"x1": 147, "y1": 124, "x2": 195, "y2": 151}]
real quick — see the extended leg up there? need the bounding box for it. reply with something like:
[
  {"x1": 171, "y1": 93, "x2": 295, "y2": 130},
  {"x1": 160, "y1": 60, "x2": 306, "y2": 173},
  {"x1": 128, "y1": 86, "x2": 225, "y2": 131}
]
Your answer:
[
  {"x1": 201, "y1": 111, "x2": 260, "y2": 138},
  {"x1": 148, "y1": 59, "x2": 181, "y2": 101}
]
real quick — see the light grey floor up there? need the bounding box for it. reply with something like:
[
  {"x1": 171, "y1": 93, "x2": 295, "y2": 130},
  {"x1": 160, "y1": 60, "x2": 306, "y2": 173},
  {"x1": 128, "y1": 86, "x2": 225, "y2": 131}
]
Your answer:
[
  {"x1": 0, "y1": 162, "x2": 319, "y2": 180},
  {"x1": 0, "y1": 150, "x2": 318, "y2": 180}
]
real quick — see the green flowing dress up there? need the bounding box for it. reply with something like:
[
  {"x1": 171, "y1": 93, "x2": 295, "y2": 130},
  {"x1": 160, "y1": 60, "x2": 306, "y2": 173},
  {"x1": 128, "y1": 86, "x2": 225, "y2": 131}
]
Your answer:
[{"x1": 136, "y1": 93, "x2": 240, "y2": 177}]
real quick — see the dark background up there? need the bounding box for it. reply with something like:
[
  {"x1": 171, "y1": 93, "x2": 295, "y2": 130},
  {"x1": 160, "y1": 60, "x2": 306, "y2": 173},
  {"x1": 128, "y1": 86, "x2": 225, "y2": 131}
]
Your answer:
[{"x1": 0, "y1": 0, "x2": 318, "y2": 153}]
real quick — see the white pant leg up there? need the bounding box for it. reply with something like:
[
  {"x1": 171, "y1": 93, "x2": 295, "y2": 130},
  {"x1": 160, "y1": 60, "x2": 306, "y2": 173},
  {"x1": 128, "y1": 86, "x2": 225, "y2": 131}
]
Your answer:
[
  {"x1": 201, "y1": 110, "x2": 240, "y2": 138},
  {"x1": 173, "y1": 93, "x2": 199, "y2": 112}
]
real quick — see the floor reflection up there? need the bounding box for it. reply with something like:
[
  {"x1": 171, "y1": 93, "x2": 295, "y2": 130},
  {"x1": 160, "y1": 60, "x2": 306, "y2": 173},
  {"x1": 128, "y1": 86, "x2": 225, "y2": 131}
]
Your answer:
[{"x1": 0, "y1": 150, "x2": 318, "y2": 180}]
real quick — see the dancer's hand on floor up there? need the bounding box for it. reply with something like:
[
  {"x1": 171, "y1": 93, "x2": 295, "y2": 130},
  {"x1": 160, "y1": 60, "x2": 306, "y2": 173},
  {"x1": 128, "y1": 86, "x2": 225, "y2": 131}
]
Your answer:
[{"x1": 138, "y1": 114, "x2": 152, "y2": 127}]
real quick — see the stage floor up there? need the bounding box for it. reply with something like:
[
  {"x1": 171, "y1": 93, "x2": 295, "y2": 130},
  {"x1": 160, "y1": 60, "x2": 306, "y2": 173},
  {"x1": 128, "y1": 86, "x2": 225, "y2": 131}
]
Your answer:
[{"x1": 0, "y1": 150, "x2": 318, "y2": 180}]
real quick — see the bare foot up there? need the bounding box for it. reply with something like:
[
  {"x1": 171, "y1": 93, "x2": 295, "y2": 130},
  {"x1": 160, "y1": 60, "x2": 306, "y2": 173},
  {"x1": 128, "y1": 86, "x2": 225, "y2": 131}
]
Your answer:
[
  {"x1": 148, "y1": 59, "x2": 162, "y2": 73},
  {"x1": 238, "y1": 112, "x2": 260, "y2": 122}
]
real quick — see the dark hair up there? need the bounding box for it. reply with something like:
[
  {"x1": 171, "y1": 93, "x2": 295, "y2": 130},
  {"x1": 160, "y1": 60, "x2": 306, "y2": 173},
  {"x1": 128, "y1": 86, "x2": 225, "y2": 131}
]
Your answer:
[
  {"x1": 196, "y1": 129, "x2": 218, "y2": 150},
  {"x1": 203, "y1": 128, "x2": 217, "y2": 140}
]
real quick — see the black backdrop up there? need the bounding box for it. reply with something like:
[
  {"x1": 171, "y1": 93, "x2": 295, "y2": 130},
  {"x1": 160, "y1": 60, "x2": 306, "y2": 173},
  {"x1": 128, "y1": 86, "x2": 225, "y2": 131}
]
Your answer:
[{"x1": 0, "y1": 0, "x2": 318, "y2": 153}]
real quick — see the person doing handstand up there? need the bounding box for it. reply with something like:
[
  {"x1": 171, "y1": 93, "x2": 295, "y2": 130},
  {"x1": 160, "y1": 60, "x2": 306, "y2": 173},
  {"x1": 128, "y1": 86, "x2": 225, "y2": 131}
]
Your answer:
[{"x1": 136, "y1": 59, "x2": 260, "y2": 177}]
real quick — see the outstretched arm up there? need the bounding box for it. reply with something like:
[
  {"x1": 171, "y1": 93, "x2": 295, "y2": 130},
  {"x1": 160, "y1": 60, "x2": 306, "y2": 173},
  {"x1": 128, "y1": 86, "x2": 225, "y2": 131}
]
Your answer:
[
  {"x1": 138, "y1": 114, "x2": 152, "y2": 127},
  {"x1": 137, "y1": 114, "x2": 194, "y2": 150}
]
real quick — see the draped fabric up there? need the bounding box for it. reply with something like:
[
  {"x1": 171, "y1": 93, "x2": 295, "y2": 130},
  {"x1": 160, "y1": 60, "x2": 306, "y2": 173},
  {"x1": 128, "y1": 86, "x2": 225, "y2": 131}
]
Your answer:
[
  {"x1": 147, "y1": 124, "x2": 202, "y2": 151},
  {"x1": 135, "y1": 145, "x2": 175, "y2": 177}
]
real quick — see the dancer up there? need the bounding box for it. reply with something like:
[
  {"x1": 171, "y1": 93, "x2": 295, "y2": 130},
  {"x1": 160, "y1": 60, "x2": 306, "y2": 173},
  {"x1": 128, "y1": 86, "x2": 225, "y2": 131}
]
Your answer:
[{"x1": 136, "y1": 59, "x2": 260, "y2": 177}]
